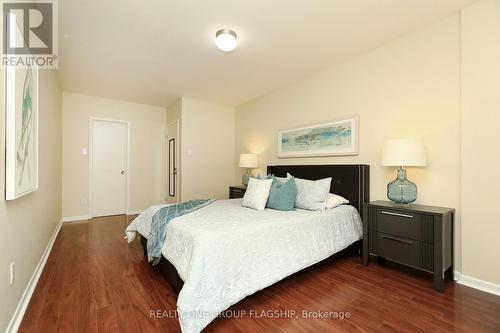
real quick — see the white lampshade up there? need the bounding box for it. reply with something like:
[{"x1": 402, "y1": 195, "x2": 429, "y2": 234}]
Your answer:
[
  {"x1": 239, "y1": 153, "x2": 258, "y2": 168},
  {"x1": 381, "y1": 139, "x2": 426, "y2": 167}
]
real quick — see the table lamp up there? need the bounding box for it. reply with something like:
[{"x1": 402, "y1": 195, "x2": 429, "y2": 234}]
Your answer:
[
  {"x1": 381, "y1": 139, "x2": 426, "y2": 205},
  {"x1": 239, "y1": 153, "x2": 258, "y2": 186}
]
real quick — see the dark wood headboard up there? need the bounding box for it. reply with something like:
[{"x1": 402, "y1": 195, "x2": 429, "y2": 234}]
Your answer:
[{"x1": 267, "y1": 164, "x2": 370, "y2": 218}]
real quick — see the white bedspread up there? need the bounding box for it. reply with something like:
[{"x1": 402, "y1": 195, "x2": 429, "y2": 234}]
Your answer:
[{"x1": 125, "y1": 199, "x2": 363, "y2": 333}]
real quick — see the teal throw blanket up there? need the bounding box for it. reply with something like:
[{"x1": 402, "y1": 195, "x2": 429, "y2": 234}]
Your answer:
[{"x1": 147, "y1": 199, "x2": 214, "y2": 265}]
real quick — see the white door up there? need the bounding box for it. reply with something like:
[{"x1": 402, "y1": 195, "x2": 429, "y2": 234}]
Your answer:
[
  {"x1": 91, "y1": 120, "x2": 128, "y2": 217},
  {"x1": 166, "y1": 121, "x2": 179, "y2": 204}
]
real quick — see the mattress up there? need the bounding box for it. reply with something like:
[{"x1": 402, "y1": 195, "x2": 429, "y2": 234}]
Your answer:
[{"x1": 125, "y1": 199, "x2": 363, "y2": 333}]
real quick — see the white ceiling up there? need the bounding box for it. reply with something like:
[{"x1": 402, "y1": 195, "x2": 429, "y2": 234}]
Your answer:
[{"x1": 58, "y1": 0, "x2": 474, "y2": 107}]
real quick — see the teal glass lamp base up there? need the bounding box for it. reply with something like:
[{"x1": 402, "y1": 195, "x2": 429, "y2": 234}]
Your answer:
[
  {"x1": 242, "y1": 169, "x2": 251, "y2": 186},
  {"x1": 387, "y1": 167, "x2": 417, "y2": 205}
]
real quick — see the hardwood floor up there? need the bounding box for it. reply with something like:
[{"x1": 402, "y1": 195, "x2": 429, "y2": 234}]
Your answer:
[{"x1": 19, "y1": 215, "x2": 500, "y2": 333}]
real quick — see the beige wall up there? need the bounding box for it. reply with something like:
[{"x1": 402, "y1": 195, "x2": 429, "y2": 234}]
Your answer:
[
  {"x1": 0, "y1": 70, "x2": 62, "y2": 331},
  {"x1": 178, "y1": 97, "x2": 236, "y2": 201},
  {"x1": 236, "y1": 14, "x2": 462, "y2": 267},
  {"x1": 167, "y1": 98, "x2": 182, "y2": 124},
  {"x1": 461, "y1": 0, "x2": 500, "y2": 284},
  {"x1": 62, "y1": 92, "x2": 166, "y2": 217}
]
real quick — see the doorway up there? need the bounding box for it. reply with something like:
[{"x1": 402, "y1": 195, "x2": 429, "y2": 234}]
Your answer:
[{"x1": 89, "y1": 118, "x2": 129, "y2": 217}]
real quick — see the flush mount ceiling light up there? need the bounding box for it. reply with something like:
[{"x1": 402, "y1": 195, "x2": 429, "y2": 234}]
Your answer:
[{"x1": 215, "y1": 29, "x2": 237, "y2": 52}]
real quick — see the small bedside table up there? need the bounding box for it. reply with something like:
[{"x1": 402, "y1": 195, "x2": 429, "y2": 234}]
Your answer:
[
  {"x1": 229, "y1": 186, "x2": 247, "y2": 199},
  {"x1": 363, "y1": 200, "x2": 454, "y2": 292}
]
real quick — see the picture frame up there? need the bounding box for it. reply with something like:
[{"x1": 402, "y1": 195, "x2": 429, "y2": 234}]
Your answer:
[
  {"x1": 5, "y1": 65, "x2": 39, "y2": 200},
  {"x1": 277, "y1": 116, "x2": 358, "y2": 158}
]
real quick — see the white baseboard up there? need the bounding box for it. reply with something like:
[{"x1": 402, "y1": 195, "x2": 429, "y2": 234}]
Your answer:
[
  {"x1": 63, "y1": 212, "x2": 140, "y2": 222},
  {"x1": 6, "y1": 218, "x2": 63, "y2": 333},
  {"x1": 62, "y1": 215, "x2": 89, "y2": 222},
  {"x1": 456, "y1": 272, "x2": 500, "y2": 296}
]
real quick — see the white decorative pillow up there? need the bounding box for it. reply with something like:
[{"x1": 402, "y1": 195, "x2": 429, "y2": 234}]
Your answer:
[
  {"x1": 292, "y1": 176, "x2": 332, "y2": 210},
  {"x1": 242, "y1": 178, "x2": 273, "y2": 211},
  {"x1": 326, "y1": 193, "x2": 349, "y2": 209}
]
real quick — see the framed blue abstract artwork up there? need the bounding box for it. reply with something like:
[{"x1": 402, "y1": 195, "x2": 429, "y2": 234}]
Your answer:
[
  {"x1": 5, "y1": 65, "x2": 39, "y2": 200},
  {"x1": 277, "y1": 116, "x2": 358, "y2": 158}
]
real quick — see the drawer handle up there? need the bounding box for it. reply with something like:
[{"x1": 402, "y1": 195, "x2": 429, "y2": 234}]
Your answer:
[
  {"x1": 382, "y1": 235, "x2": 414, "y2": 245},
  {"x1": 381, "y1": 211, "x2": 414, "y2": 219}
]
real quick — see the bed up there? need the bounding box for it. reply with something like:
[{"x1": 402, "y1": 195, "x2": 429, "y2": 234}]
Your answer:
[{"x1": 126, "y1": 164, "x2": 369, "y2": 333}]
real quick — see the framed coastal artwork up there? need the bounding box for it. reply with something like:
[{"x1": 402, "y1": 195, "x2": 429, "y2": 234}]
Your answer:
[
  {"x1": 5, "y1": 65, "x2": 39, "y2": 200},
  {"x1": 277, "y1": 116, "x2": 358, "y2": 158}
]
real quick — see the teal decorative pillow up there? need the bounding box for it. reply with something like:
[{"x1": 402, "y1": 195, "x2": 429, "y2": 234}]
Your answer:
[{"x1": 266, "y1": 177, "x2": 297, "y2": 211}]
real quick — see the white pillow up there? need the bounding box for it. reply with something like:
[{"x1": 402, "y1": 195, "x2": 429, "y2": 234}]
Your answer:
[
  {"x1": 326, "y1": 193, "x2": 349, "y2": 209},
  {"x1": 290, "y1": 175, "x2": 332, "y2": 210},
  {"x1": 242, "y1": 178, "x2": 273, "y2": 211}
]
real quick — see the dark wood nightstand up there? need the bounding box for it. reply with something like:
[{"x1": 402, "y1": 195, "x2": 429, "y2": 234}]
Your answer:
[
  {"x1": 229, "y1": 186, "x2": 246, "y2": 199},
  {"x1": 363, "y1": 200, "x2": 454, "y2": 292}
]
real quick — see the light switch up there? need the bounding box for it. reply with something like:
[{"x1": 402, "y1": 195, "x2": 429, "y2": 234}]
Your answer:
[{"x1": 81, "y1": 148, "x2": 87, "y2": 156}]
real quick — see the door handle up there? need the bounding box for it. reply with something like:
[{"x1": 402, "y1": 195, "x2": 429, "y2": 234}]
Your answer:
[
  {"x1": 381, "y1": 211, "x2": 413, "y2": 219},
  {"x1": 121, "y1": 170, "x2": 125, "y2": 175},
  {"x1": 173, "y1": 168, "x2": 177, "y2": 176},
  {"x1": 381, "y1": 235, "x2": 414, "y2": 245}
]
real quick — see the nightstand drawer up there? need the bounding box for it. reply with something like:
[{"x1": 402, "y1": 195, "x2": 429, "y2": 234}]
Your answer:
[
  {"x1": 375, "y1": 209, "x2": 422, "y2": 241},
  {"x1": 377, "y1": 233, "x2": 422, "y2": 269}
]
